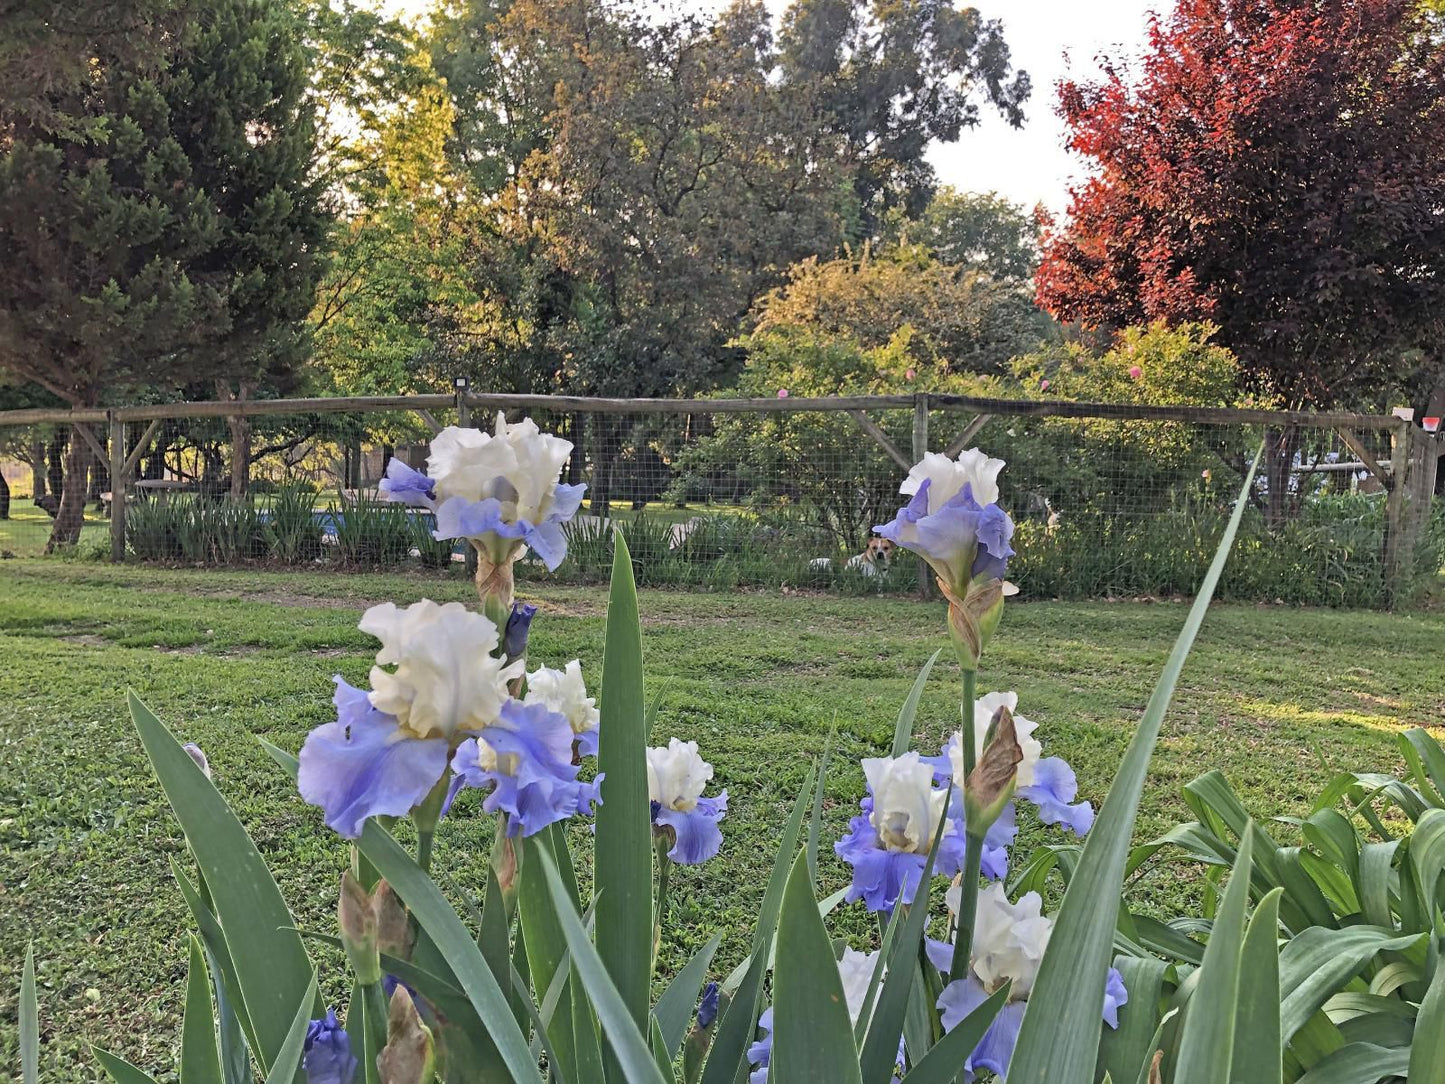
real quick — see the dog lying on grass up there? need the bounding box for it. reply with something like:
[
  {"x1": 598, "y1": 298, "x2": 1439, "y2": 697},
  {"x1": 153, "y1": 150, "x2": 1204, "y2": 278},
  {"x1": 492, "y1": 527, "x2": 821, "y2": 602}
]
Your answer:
[{"x1": 809, "y1": 536, "x2": 897, "y2": 577}]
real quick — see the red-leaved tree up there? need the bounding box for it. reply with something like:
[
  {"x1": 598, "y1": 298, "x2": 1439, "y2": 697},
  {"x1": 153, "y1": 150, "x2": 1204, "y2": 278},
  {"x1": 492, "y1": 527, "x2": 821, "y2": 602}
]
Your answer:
[{"x1": 1037, "y1": 0, "x2": 1445, "y2": 413}]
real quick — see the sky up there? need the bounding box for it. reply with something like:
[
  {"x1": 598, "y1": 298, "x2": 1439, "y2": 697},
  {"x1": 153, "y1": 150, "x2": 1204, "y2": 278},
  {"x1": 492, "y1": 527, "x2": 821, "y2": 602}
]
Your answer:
[{"x1": 387, "y1": 0, "x2": 1170, "y2": 213}]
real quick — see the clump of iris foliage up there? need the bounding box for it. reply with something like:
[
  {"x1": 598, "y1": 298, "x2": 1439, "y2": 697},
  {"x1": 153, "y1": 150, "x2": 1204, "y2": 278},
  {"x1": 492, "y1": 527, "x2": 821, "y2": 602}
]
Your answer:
[{"x1": 16, "y1": 414, "x2": 1445, "y2": 1084}]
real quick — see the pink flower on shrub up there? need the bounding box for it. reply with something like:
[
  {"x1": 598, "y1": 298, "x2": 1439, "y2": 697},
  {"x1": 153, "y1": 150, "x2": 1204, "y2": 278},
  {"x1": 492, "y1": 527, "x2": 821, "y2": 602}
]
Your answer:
[
  {"x1": 1040, "y1": 379, "x2": 1051, "y2": 392},
  {"x1": 1128, "y1": 365, "x2": 1142, "y2": 380},
  {"x1": 905, "y1": 369, "x2": 916, "y2": 381},
  {"x1": 777, "y1": 388, "x2": 789, "y2": 399}
]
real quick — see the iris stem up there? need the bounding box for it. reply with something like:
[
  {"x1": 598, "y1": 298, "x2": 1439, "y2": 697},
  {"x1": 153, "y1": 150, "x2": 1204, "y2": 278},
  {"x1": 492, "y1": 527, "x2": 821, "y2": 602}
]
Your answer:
[
  {"x1": 653, "y1": 835, "x2": 673, "y2": 973},
  {"x1": 416, "y1": 829, "x2": 435, "y2": 875},
  {"x1": 948, "y1": 667, "x2": 980, "y2": 983}
]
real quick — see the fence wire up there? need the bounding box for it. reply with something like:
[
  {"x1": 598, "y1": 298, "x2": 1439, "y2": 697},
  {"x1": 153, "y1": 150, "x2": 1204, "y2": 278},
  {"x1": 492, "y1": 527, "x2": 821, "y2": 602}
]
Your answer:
[{"x1": 1, "y1": 399, "x2": 1439, "y2": 608}]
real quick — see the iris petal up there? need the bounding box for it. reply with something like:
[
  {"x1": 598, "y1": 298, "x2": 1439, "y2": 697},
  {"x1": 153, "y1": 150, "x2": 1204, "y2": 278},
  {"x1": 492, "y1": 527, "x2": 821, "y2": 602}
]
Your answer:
[{"x1": 297, "y1": 678, "x2": 448, "y2": 839}]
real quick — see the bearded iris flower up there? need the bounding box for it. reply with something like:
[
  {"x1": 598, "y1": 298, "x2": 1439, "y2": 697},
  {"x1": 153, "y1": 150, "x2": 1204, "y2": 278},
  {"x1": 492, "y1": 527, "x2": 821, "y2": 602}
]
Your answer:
[
  {"x1": 647, "y1": 738, "x2": 727, "y2": 865},
  {"x1": 297, "y1": 600, "x2": 523, "y2": 838},
  {"x1": 380, "y1": 415, "x2": 586, "y2": 571},
  {"x1": 876, "y1": 449, "x2": 1016, "y2": 667},
  {"x1": 450, "y1": 699, "x2": 603, "y2": 837},
  {"x1": 876, "y1": 450, "x2": 1015, "y2": 593},
  {"x1": 525, "y1": 659, "x2": 600, "y2": 758},
  {"x1": 934, "y1": 883, "x2": 1126, "y2": 1080},
  {"x1": 833, "y1": 752, "x2": 970, "y2": 911}
]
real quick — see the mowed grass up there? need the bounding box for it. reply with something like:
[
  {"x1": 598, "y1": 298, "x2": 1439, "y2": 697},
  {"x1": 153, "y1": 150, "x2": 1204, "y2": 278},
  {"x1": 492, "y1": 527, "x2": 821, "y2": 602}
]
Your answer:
[{"x1": 2, "y1": 559, "x2": 1442, "y2": 1081}]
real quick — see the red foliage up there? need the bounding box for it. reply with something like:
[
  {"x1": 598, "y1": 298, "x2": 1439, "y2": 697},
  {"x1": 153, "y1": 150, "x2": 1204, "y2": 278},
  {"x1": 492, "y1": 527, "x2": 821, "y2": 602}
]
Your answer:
[{"x1": 1036, "y1": 0, "x2": 1445, "y2": 406}]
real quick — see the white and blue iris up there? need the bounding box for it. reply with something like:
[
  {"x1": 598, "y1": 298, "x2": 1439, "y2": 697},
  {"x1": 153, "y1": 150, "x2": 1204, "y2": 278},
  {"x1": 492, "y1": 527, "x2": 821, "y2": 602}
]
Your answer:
[
  {"x1": 297, "y1": 600, "x2": 523, "y2": 838},
  {"x1": 379, "y1": 414, "x2": 587, "y2": 570},
  {"x1": 931, "y1": 884, "x2": 1127, "y2": 1081},
  {"x1": 833, "y1": 753, "x2": 972, "y2": 912},
  {"x1": 928, "y1": 691, "x2": 1095, "y2": 838},
  {"x1": 647, "y1": 738, "x2": 727, "y2": 865},
  {"x1": 450, "y1": 699, "x2": 603, "y2": 837},
  {"x1": 875, "y1": 449, "x2": 1016, "y2": 592},
  {"x1": 524, "y1": 659, "x2": 600, "y2": 758}
]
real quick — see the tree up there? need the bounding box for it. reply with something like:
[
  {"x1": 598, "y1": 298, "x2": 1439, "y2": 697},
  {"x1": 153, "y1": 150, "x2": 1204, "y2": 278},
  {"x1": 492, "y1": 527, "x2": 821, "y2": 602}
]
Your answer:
[
  {"x1": 754, "y1": 241, "x2": 1052, "y2": 377},
  {"x1": 777, "y1": 0, "x2": 1030, "y2": 232},
  {"x1": 1036, "y1": 0, "x2": 1445, "y2": 413},
  {"x1": 899, "y1": 188, "x2": 1040, "y2": 282},
  {"x1": 0, "y1": 0, "x2": 176, "y2": 133},
  {"x1": 0, "y1": 0, "x2": 327, "y2": 543}
]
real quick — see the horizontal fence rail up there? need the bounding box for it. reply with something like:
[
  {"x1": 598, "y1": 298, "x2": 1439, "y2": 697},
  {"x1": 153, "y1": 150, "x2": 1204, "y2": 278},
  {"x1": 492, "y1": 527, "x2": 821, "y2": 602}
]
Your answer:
[{"x1": 1, "y1": 391, "x2": 1439, "y2": 608}]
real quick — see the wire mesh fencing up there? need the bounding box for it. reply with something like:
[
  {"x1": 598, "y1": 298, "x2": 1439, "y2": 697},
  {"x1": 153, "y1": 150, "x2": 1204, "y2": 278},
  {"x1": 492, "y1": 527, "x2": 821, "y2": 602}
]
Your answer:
[{"x1": 1, "y1": 394, "x2": 1439, "y2": 608}]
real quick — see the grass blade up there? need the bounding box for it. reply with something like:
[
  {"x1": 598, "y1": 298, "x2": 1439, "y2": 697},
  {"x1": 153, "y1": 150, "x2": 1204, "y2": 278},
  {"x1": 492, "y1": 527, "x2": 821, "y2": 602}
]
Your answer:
[
  {"x1": 536, "y1": 849, "x2": 669, "y2": 1084},
  {"x1": 182, "y1": 935, "x2": 223, "y2": 1084},
  {"x1": 1007, "y1": 449, "x2": 1261, "y2": 1084},
  {"x1": 1174, "y1": 830, "x2": 1254, "y2": 1083},
  {"x1": 1231, "y1": 888, "x2": 1283, "y2": 1084},
  {"x1": 20, "y1": 944, "x2": 38, "y2": 1084},
  {"x1": 595, "y1": 531, "x2": 653, "y2": 1050},
  {"x1": 130, "y1": 693, "x2": 314, "y2": 1074},
  {"x1": 771, "y1": 852, "x2": 863, "y2": 1084}
]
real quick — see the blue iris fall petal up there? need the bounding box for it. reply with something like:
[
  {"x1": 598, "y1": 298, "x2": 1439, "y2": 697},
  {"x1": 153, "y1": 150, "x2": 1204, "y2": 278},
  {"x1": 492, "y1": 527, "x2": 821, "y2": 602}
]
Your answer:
[
  {"x1": 653, "y1": 792, "x2": 727, "y2": 865},
  {"x1": 302, "y1": 1009, "x2": 357, "y2": 1084},
  {"x1": 936, "y1": 967, "x2": 1126, "y2": 1080},
  {"x1": 377, "y1": 459, "x2": 436, "y2": 506},
  {"x1": 297, "y1": 678, "x2": 449, "y2": 839},
  {"x1": 1018, "y1": 757, "x2": 1095, "y2": 836},
  {"x1": 428, "y1": 482, "x2": 587, "y2": 570}
]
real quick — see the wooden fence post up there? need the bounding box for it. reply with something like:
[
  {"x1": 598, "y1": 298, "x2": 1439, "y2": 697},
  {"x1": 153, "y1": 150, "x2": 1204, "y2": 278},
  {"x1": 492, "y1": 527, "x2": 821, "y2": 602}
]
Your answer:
[
  {"x1": 109, "y1": 413, "x2": 126, "y2": 563},
  {"x1": 913, "y1": 394, "x2": 931, "y2": 600}
]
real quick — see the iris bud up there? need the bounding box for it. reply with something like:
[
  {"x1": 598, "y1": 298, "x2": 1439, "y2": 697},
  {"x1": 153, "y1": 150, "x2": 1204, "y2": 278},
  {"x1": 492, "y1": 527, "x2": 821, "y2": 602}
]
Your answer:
[
  {"x1": 963, "y1": 705, "x2": 1023, "y2": 838},
  {"x1": 338, "y1": 871, "x2": 381, "y2": 985},
  {"x1": 377, "y1": 983, "x2": 435, "y2": 1084}
]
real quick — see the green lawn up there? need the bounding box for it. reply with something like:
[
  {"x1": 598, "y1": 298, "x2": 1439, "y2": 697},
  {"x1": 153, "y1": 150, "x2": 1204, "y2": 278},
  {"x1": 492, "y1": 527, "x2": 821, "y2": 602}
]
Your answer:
[
  {"x1": 2, "y1": 559, "x2": 1442, "y2": 1081},
  {"x1": 0, "y1": 501, "x2": 109, "y2": 560}
]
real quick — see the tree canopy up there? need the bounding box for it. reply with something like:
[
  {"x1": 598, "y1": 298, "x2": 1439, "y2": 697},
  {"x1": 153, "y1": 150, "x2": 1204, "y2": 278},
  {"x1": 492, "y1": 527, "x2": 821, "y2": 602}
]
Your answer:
[{"x1": 1036, "y1": 0, "x2": 1445, "y2": 409}]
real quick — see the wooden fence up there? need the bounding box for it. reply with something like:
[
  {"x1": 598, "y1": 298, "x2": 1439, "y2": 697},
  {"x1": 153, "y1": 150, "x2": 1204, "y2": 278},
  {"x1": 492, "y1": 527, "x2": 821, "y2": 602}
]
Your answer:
[{"x1": 1, "y1": 391, "x2": 1440, "y2": 604}]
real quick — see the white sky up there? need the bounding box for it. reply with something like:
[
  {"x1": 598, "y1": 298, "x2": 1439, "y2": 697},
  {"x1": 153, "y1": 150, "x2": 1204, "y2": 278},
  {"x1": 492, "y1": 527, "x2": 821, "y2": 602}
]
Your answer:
[{"x1": 385, "y1": 0, "x2": 1170, "y2": 213}]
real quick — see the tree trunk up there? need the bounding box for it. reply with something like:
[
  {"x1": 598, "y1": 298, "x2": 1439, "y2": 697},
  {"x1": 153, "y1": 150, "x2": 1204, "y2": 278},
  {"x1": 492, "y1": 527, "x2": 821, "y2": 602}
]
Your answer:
[
  {"x1": 47, "y1": 431, "x2": 66, "y2": 502},
  {"x1": 46, "y1": 426, "x2": 93, "y2": 550},
  {"x1": 0, "y1": 470, "x2": 10, "y2": 519},
  {"x1": 28, "y1": 439, "x2": 45, "y2": 499},
  {"x1": 224, "y1": 381, "x2": 254, "y2": 499},
  {"x1": 1263, "y1": 426, "x2": 1300, "y2": 528}
]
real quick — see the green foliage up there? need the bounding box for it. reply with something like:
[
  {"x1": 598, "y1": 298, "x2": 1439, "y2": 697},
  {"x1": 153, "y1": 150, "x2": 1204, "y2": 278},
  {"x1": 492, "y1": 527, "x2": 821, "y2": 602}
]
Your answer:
[
  {"x1": 890, "y1": 187, "x2": 1042, "y2": 282},
  {"x1": 0, "y1": 0, "x2": 327, "y2": 409},
  {"x1": 754, "y1": 241, "x2": 1053, "y2": 379}
]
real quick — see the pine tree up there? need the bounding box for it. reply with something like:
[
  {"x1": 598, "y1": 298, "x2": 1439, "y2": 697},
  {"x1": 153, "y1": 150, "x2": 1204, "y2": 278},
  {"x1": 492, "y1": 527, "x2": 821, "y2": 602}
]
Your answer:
[{"x1": 0, "y1": 0, "x2": 328, "y2": 545}]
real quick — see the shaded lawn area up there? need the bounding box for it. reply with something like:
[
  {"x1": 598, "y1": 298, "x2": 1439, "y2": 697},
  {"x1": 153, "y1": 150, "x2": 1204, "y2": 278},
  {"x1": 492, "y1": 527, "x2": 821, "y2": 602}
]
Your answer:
[{"x1": 2, "y1": 559, "x2": 1442, "y2": 1080}]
